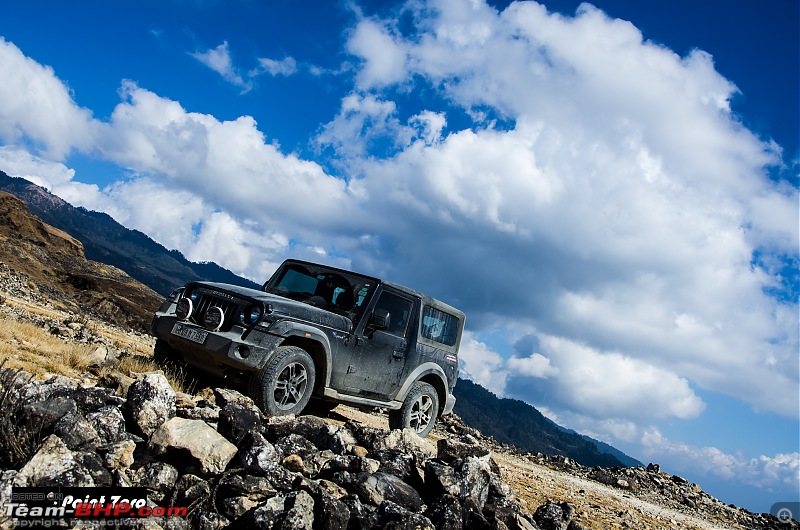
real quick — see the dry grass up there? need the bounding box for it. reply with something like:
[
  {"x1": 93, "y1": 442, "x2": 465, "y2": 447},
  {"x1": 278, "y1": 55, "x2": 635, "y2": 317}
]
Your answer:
[
  {"x1": 0, "y1": 295, "x2": 192, "y2": 393},
  {"x1": 0, "y1": 318, "x2": 96, "y2": 379}
]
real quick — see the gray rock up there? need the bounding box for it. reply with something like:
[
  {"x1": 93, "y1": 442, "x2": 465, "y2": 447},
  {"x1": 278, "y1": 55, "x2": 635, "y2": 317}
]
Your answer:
[
  {"x1": 134, "y1": 461, "x2": 179, "y2": 503},
  {"x1": 86, "y1": 405, "x2": 127, "y2": 444},
  {"x1": 101, "y1": 439, "x2": 136, "y2": 470},
  {"x1": 127, "y1": 373, "x2": 176, "y2": 436},
  {"x1": 352, "y1": 472, "x2": 422, "y2": 513},
  {"x1": 533, "y1": 501, "x2": 575, "y2": 530},
  {"x1": 148, "y1": 417, "x2": 237, "y2": 475},
  {"x1": 13, "y1": 434, "x2": 95, "y2": 487},
  {"x1": 425, "y1": 455, "x2": 492, "y2": 510},
  {"x1": 214, "y1": 387, "x2": 256, "y2": 408},
  {"x1": 437, "y1": 437, "x2": 490, "y2": 463},
  {"x1": 53, "y1": 411, "x2": 101, "y2": 451},
  {"x1": 424, "y1": 494, "x2": 463, "y2": 530},
  {"x1": 218, "y1": 402, "x2": 264, "y2": 443},
  {"x1": 173, "y1": 473, "x2": 211, "y2": 510},
  {"x1": 238, "y1": 431, "x2": 280, "y2": 474},
  {"x1": 380, "y1": 500, "x2": 435, "y2": 530}
]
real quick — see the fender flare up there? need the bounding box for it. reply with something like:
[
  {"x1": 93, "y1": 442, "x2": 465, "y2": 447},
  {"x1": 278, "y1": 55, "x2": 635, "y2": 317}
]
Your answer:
[
  {"x1": 266, "y1": 320, "x2": 333, "y2": 385},
  {"x1": 395, "y1": 362, "x2": 449, "y2": 408}
]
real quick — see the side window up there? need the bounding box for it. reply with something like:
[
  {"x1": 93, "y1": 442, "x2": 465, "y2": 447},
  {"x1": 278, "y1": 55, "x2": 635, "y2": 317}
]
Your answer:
[
  {"x1": 373, "y1": 291, "x2": 413, "y2": 337},
  {"x1": 422, "y1": 306, "x2": 460, "y2": 347}
]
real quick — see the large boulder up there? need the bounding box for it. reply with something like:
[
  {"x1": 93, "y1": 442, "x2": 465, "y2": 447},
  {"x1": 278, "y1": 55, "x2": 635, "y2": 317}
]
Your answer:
[{"x1": 148, "y1": 417, "x2": 237, "y2": 475}]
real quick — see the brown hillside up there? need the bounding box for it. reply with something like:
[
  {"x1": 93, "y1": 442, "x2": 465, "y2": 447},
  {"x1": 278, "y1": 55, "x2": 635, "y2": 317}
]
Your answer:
[{"x1": 0, "y1": 191, "x2": 162, "y2": 331}]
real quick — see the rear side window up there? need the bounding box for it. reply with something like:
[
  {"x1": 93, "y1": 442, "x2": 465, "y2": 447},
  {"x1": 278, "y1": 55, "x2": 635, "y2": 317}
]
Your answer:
[{"x1": 422, "y1": 306, "x2": 460, "y2": 347}]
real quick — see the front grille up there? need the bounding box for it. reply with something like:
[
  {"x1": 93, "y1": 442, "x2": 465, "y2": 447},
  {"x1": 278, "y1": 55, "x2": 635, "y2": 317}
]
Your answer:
[{"x1": 190, "y1": 291, "x2": 240, "y2": 332}]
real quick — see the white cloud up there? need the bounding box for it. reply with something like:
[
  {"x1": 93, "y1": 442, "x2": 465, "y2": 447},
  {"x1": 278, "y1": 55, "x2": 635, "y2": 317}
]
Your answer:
[
  {"x1": 346, "y1": 18, "x2": 408, "y2": 88},
  {"x1": 0, "y1": 38, "x2": 96, "y2": 159},
  {"x1": 457, "y1": 332, "x2": 508, "y2": 396},
  {"x1": 251, "y1": 56, "x2": 298, "y2": 77},
  {"x1": 191, "y1": 41, "x2": 252, "y2": 92},
  {"x1": 0, "y1": 1, "x2": 796, "y2": 484},
  {"x1": 642, "y1": 428, "x2": 800, "y2": 490}
]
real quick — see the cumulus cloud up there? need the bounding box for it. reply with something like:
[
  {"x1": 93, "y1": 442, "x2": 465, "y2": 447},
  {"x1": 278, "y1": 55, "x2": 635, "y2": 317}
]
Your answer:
[
  {"x1": 0, "y1": 38, "x2": 96, "y2": 159},
  {"x1": 346, "y1": 18, "x2": 408, "y2": 88},
  {"x1": 0, "y1": 2, "x2": 797, "y2": 502}
]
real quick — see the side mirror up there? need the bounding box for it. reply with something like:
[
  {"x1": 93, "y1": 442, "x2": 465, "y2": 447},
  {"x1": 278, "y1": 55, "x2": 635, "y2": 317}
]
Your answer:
[{"x1": 368, "y1": 308, "x2": 391, "y2": 331}]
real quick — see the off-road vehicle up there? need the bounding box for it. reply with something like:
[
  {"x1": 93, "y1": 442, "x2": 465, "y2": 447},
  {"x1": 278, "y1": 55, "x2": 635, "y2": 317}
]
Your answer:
[{"x1": 150, "y1": 259, "x2": 464, "y2": 436}]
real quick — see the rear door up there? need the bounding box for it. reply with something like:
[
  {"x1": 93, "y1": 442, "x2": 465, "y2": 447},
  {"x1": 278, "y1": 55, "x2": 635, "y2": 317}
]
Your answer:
[{"x1": 344, "y1": 287, "x2": 417, "y2": 398}]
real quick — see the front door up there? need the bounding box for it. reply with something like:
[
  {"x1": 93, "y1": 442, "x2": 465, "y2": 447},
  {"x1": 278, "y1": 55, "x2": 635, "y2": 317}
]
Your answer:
[{"x1": 344, "y1": 288, "x2": 415, "y2": 398}]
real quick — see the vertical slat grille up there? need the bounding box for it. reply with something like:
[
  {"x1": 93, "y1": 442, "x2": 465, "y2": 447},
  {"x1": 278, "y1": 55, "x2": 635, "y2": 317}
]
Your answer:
[{"x1": 190, "y1": 291, "x2": 239, "y2": 331}]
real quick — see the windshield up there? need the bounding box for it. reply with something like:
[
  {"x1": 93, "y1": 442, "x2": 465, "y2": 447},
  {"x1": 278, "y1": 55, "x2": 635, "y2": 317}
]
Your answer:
[{"x1": 264, "y1": 262, "x2": 377, "y2": 323}]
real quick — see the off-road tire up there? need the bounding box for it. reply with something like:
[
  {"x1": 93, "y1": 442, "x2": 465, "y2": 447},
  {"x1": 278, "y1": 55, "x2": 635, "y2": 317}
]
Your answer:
[
  {"x1": 249, "y1": 346, "x2": 316, "y2": 417},
  {"x1": 153, "y1": 339, "x2": 186, "y2": 373},
  {"x1": 388, "y1": 381, "x2": 439, "y2": 437}
]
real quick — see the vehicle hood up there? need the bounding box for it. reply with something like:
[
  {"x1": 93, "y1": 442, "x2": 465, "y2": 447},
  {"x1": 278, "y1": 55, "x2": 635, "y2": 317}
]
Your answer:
[{"x1": 197, "y1": 282, "x2": 353, "y2": 332}]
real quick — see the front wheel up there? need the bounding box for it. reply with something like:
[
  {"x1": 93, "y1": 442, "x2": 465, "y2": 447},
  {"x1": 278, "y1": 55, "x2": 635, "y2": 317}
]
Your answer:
[
  {"x1": 388, "y1": 381, "x2": 440, "y2": 437},
  {"x1": 249, "y1": 346, "x2": 316, "y2": 416}
]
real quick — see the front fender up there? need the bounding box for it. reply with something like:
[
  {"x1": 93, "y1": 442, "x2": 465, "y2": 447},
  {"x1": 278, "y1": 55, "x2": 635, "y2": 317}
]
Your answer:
[{"x1": 266, "y1": 320, "x2": 333, "y2": 384}]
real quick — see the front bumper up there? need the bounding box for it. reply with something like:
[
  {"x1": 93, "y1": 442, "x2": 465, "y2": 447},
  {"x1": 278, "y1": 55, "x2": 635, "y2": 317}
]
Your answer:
[{"x1": 152, "y1": 313, "x2": 282, "y2": 374}]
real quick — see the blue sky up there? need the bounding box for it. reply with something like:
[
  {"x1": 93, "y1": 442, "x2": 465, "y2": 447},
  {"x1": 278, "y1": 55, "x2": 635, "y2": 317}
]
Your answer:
[{"x1": 0, "y1": 0, "x2": 797, "y2": 513}]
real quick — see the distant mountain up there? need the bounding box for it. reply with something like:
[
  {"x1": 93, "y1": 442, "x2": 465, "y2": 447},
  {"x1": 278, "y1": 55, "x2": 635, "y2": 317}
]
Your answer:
[
  {"x1": 0, "y1": 171, "x2": 260, "y2": 296},
  {"x1": 454, "y1": 378, "x2": 639, "y2": 468}
]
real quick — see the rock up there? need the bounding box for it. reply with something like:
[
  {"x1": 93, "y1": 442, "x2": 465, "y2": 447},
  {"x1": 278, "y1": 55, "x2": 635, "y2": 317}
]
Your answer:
[
  {"x1": 173, "y1": 473, "x2": 211, "y2": 509},
  {"x1": 191, "y1": 510, "x2": 230, "y2": 530},
  {"x1": 237, "y1": 431, "x2": 280, "y2": 474},
  {"x1": 218, "y1": 402, "x2": 263, "y2": 443},
  {"x1": 86, "y1": 405, "x2": 128, "y2": 444},
  {"x1": 13, "y1": 434, "x2": 95, "y2": 487},
  {"x1": 379, "y1": 500, "x2": 435, "y2": 529},
  {"x1": 148, "y1": 417, "x2": 237, "y2": 475},
  {"x1": 101, "y1": 439, "x2": 136, "y2": 470},
  {"x1": 533, "y1": 501, "x2": 576, "y2": 530},
  {"x1": 425, "y1": 494, "x2": 463, "y2": 530},
  {"x1": 282, "y1": 454, "x2": 306, "y2": 473},
  {"x1": 127, "y1": 373, "x2": 176, "y2": 436},
  {"x1": 437, "y1": 437, "x2": 490, "y2": 463},
  {"x1": 425, "y1": 455, "x2": 491, "y2": 510},
  {"x1": 134, "y1": 461, "x2": 179, "y2": 503},
  {"x1": 372, "y1": 449, "x2": 424, "y2": 490},
  {"x1": 21, "y1": 395, "x2": 77, "y2": 431},
  {"x1": 352, "y1": 472, "x2": 422, "y2": 513},
  {"x1": 86, "y1": 345, "x2": 120, "y2": 371},
  {"x1": 274, "y1": 433, "x2": 319, "y2": 462},
  {"x1": 213, "y1": 387, "x2": 256, "y2": 408},
  {"x1": 53, "y1": 411, "x2": 101, "y2": 451}
]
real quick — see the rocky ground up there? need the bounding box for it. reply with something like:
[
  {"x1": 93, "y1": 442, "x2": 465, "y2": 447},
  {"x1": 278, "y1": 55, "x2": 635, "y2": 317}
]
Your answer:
[{"x1": 0, "y1": 264, "x2": 796, "y2": 530}]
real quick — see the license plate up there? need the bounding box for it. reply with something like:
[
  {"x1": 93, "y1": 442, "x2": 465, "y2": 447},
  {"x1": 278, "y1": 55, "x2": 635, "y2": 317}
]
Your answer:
[{"x1": 171, "y1": 322, "x2": 208, "y2": 344}]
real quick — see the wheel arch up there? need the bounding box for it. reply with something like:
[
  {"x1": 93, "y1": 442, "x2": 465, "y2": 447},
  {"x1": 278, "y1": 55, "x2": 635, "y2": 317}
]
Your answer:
[
  {"x1": 279, "y1": 335, "x2": 329, "y2": 393},
  {"x1": 396, "y1": 362, "x2": 449, "y2": 414}
]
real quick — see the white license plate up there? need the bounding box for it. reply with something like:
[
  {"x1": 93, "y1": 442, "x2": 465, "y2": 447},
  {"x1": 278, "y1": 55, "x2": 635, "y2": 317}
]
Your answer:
[{"x1": 171, "y1": 322, "x2": 208, "y2": 344}]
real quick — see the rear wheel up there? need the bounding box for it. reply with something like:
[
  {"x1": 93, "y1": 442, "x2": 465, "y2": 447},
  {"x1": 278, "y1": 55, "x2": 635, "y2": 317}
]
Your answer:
[
  {"x1": 388, "y1": 381, "x2": 439, "y2": 437},
  {"x1": 249, "y1": 346, "x2": 316, "y2": 416}
]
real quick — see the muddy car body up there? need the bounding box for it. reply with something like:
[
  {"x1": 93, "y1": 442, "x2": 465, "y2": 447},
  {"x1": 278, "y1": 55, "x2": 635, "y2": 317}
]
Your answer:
[{"x1": 150, "y1": 259, "x2": 464, "y2": 436}]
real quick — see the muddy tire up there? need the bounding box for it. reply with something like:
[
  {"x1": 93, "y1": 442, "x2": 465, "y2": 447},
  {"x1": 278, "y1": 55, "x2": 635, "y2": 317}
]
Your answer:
[
  {"x1": 250, "y1": 346, "x2": 316, "y2": 417},
  {"x1": 388, "y1": 381, "x2": 439, "y2": 437},
  {"x1": 153, "y1": 339, "x2": 186, "y2": 372}
]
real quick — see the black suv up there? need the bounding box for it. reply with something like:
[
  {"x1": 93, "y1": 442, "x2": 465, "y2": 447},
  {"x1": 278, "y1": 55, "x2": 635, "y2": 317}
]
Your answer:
[{"x1": 150, "y1": 259, "x2": 465, "y2": 436}]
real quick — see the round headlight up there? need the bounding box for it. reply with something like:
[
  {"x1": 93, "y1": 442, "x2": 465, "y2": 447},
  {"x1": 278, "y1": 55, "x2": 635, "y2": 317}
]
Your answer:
[
  {"x1": 204, "y1": 306, "x2": 224, "y2": 331},
  {"x1": 240, "y1": 306, "x2": 262, "y2": 325},
  {"x1": 175, "y1": 298, "x2": 192, "y2": 320}
]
